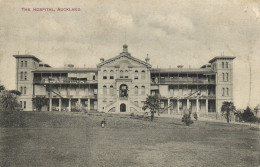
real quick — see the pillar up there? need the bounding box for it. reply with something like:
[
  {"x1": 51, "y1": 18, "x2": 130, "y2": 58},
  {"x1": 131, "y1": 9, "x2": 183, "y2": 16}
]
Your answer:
[
  {"x1": 49, "y1": 98, "x2": 52, "y2": 111},
  {"x1": 168, "y1": 99, "x2": 170, "y2": 115},
  {"x1": 196, "y1": 98, "x2": 199, "y2": 113},
  {"x1": 187, "y1": 99, "x2": 190, "y2": 110},
  {"x1": 177, "y1": 99, "x2": 180, "y2": 113},
  {"x1": 59, "y1": 98, "x2": 62, "y2": 112},
  {"x1": 88, "y1": 98, "x2": 91, "y2": 111},
  {"x1": 78, "y1": 98, "x2": 81, "y2": 112},
  {"x1": 68, "y1": 99, "x2": 71, "y2": 112},
  {"x1": 206, "y1": 99, "x2": 208, "y2": 114}
]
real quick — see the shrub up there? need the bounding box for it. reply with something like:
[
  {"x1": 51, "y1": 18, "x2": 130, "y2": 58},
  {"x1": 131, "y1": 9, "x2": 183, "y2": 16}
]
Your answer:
[
  {"x1": 182, "y1": 114, "x2": 193, "y2": 126},
  {"x1": 193, "y1": 112, "x2": 198, "y2": 121},
  {"x1": 242, "y1": 107, "x2": 257, "y2": 123}
]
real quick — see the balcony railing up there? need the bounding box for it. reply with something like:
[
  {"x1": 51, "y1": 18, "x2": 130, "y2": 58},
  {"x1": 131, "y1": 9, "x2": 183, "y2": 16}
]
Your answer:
[
  {"x1": 151, "y1": 79, "x2": 215, "y2": 84},
  {"x1": 33, "y1": 77, "x2": 97, "y2": 84},
  {"x1": 34, "y1": 94, "x2": 97, "y2": 99}
]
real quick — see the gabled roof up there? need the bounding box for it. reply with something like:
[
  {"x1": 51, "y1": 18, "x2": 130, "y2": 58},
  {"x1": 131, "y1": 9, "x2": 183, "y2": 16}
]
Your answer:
[
  {"x1": 97, "y1": 45, "x2": 152, "y2": 68},
  {"x1": 13, "y1": 55, "x2": 41, "y2": 62}
]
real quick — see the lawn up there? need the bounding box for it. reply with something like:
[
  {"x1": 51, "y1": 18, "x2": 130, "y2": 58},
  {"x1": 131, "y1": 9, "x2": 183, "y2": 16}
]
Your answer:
[{"x1": 0, "y1": 112, "x2": 259, "y2": 167}]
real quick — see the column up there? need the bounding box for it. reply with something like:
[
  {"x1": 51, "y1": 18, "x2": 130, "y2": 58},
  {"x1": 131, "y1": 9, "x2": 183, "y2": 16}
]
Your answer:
[
  {"x1": 177, "y1": 99, "x2": 180, "y2": 113},
  {"x1": 78, "y1": 98, "x2": 81, "y2": 112},
  {"x1": 68, "y1": 99, "x2": 71, "y2": 112},
  {"x1": 196, "y1": 98, "x2": 199, "y2": 113},
  {"x1": 206, "y1": 99, "x2": 208, "y2": 114},
  {"x1": 88, "y1": 98, "x2": 91, "y2": 112},
  {"x1": 59, "y1": 98, "x2": 62, "y2": 112},
  {"x1": 168, "y1": 99, "x2": 170, "y2": 115},
  {"x1": 49, "y1": 98, "x2": 52, "y2": 111},
  {"x1": 187, "y1": 99, "x2": 190, "y2": 110}
]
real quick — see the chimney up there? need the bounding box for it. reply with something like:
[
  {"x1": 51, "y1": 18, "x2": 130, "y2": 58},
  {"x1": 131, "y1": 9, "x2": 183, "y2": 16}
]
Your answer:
[
  {"x1": 177, "y1": 65, "x2": 183, "y2": 69},
  {"x1": 100, "y1": 58, "x2": 104, "y2": 62},
  {"x1": 145, "y1": 54, "x2": 150, "y2": 63}
]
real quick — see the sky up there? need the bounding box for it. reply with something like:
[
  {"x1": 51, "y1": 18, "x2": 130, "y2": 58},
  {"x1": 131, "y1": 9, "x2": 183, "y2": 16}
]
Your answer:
[{"x1": 0, "y1": 0, "x2": 259, "y2": 109}]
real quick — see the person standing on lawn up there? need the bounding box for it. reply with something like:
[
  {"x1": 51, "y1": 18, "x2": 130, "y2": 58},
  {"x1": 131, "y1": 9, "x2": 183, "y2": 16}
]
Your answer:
[{"x1": 101, "y1": 118, "x2": 106, "y2": 128}]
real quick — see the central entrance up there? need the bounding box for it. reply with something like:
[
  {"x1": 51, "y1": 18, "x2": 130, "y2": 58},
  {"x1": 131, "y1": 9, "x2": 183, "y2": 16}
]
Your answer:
[{"x1": 120, "y1": 103, "x2": 126, "y2": 112}]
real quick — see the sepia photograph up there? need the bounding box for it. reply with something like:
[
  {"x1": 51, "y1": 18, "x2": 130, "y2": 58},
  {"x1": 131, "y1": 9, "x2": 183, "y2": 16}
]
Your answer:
[{"x1": 0, "y1": 0, "x2": 259, "y2": 166}]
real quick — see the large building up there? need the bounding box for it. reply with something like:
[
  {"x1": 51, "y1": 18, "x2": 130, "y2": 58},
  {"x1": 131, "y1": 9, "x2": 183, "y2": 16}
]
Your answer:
[{"x1": 13, "y1": 45, "x2": 235, "y2": 116}]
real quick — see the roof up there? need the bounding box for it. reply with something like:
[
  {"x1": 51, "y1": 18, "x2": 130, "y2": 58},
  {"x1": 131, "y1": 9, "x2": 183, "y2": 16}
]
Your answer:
[
  {"x1": 33, "y1": 67, "x2": 98, "y2": 73},
  {"x1": 151, "y1": 68, "x2": 216, "y2": 74},
  {"x1": 13, "y1": 55, "x2": 41, "y2": 62},
  {"x1": 208, "y1": 56, "x2": 236, "y2": 63}
]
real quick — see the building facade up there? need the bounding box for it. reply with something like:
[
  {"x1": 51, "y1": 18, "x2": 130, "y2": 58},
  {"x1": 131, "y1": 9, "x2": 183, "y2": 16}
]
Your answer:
[{"x1": 13, "y1": 45, "x2": 235, "y2": 115}]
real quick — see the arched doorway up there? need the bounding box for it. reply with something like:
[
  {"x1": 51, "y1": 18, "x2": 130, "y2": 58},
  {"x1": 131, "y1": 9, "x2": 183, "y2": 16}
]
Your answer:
[
  {"x1": 119, "y1": 84, "x2": 128, "y2": 98},
  {"x1": 120, "y1": 103, "x2": 126, "y2": 112}
]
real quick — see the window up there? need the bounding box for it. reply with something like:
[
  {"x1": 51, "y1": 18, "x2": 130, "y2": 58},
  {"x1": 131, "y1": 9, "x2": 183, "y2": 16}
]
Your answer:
[
  {"x1": 141, "y1": 70, "x2": 145, "y2": 80},
  {"x1": 134, "y1": 86, "x2": 138, "y2": 95},
  {"x1": 125, "y1": 70, "x2": 128, "y2": 78},
  {"x1": 93, "y1": 75, "x2": 96, "y2": 80},
  {"x1": 120, "y1": 70, "x2": 123, "y2": 78},
  {"x1": 20, "y1": 86, "x2": 23, "y2": 94},
  {"x1": 110, "y1": 70, "x2": 114, "y2": 79},
  {"x1": 25, "y1": 61, "x2": 27, "y2": 67},
  {"x1": 141, "y1": 86, "x2": 145, "y2": 95},
  {"x1": 222, "y1": 88, "x2": 225, "y2": 96},
  {"x1": 24, "y1": 72, "x2": 27, "y2": 80},
  {"x1": 110, "y1": 85, "x2": 114, "y2": 95},
  {"x1": 222, "y1": 73, "x2": 225, "y2": 81},
  {"x1": 103, "y1": 86, "x2": 107, "y2": 95},
  {"x1": 20, "y1": 72, "x2": 23, "y2": 80},
  {"x1": 226, "y1": 88, "x2": 229, "y2": 96},
  {"x1": 24, "y1": 101, "x2": 26, "y2": 109},
  {"x1": 24, "y1": 86, "x2": 26, "y2": 94},
  {"x1": 222, "y1": 62, "x2": 224, "y2": 68},
  {"x1": 21, "y1": 61, "x2": 23, "y2": 67},
  {"x1": 134, "y1": 70, "x2": 138, "y2": 79},
  {"x1": 226, "y1": 73, "x2": 229, "y2": 81},
  {"x1": 20, "y1": 101, "x2": 22, "y2": 107},
  {"x1": 103, "y1": 70, "x2": 107, "y2": 79},
  {"x1": 226, "y1": 62, "x2": 228, "y2": 68}
]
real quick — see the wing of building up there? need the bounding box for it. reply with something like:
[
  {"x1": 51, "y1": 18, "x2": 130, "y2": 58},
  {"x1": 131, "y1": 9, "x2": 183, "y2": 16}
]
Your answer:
[{"x1": 13, "y1": 45, "x2": 235, "y2": 116}]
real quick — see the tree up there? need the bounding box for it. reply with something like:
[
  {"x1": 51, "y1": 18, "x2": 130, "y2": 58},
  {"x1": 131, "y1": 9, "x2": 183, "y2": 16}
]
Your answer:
[
  {"x1": 0, "y1": 84, "x2": 5, "y2": 92},
  {"x1": 242, "y1": 106, "x2": 257, "y2": 123},
  {"x1": 0, "y1": 90, "x2": 20, "y2": 112},
  {"x1": 9, "y1": 90, "x2": 21, "y2": 96},
  {"x1": 142, "y1": 94, "x2": 160, "y2": 121},
  {"x1": 32, "y1": 96, "x2": 49, "y2": 111},
  {"x1": 221, "y1": 101, "x2": 236, "y2": 123}
]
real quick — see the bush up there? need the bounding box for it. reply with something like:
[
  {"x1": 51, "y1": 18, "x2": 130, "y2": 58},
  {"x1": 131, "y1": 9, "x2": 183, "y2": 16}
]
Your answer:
[
  {"x1": 182, "y1": 114, "x2": 193, "y2": 126},
  {"x1": 242, "y1": 107, "x2": 257, "y2": 123},
  {"x1": 193, "y1": 112, "x2": 198, "y2": 121}
]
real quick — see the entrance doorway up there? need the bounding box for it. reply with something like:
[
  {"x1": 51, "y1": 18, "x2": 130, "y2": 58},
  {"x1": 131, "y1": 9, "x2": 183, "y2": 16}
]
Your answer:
[{"x1": 120, "y1": 103, "x2": 126, "y2": 112}]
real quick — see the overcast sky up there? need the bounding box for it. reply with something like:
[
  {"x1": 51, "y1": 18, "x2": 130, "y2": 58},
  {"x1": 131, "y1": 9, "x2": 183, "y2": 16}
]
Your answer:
[{"x1": 0, "y1": 0, "x2": 259, "y2": 109}]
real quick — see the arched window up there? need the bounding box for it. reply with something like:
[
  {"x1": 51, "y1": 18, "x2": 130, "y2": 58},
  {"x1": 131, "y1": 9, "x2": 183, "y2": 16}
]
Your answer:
[
  {"x1": 141, "y1": 70, "x2": 145, "y2": 80},
  {"x1": 110, "y1": 85, "x2": 114, "y2": 95},
  {"x1": 226, "y1": 62, "x2": 228, "y2": 68},
  {"x1": 134, "y1": 86, "x2": 138, "y2": 95},
  {"x1": 226, "y1": 73, "x2": 229, "y2": 81},
  {"x1": 125, "y1": 70, "x2": 128, "y2": 78},
  {"x1": 222, "y1": 62, "x2": 225, "y2": 68},
  {"x1": 25, "y1": 61, "x2": 27, "y2": 67},
  {"x1": 120, "y1": 70, "x2": 124, "y2": 78},
  {"x1": 103, "y1": 70, "x2": 107, "y2": 79},
  {"x1": 20, "y1": 86, "x2": 23, "y2": 94},
  {"x1": 141, "y1": 86, "x2": 145, "y2": 95},
  {"x1": 24, "y1": 72, "x2": 27, "y2": 80},
  {"x1": 226, "y1": 88, "x2": 229, "y2": 96},
  {"x1": 103, "y1": 85, "x2": 107, "y2": 95},
  {"x1": 222, "y1": 88, "x2": 225, "y2": 96},
  {"x1": 21, "y1": 61, "x2": 23, "y2": 67},
  {"x1": 110, "y1": 70, "x2": 114, "y2": 79},
  {"x1": 20, "y1": 72, "x2": 23, "y2": 80},
  {"x1": 134, "y1": 70, "x2": 138, "y2": 79},
  {"x1": 222, "y1": 73, "x2": 225, "y2": 81},
  {"x1": 24, "y1": 86, "x2": 26, "y2": 95},
  {"x1": 119, "y1": 84, "x2": 128, "y2": 97}
]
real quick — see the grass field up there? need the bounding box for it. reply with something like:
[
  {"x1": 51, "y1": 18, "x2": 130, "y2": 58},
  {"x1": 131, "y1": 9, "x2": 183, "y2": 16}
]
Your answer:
[{"x1": 0, "y1": 112, "x2": 259, "y2": 167}]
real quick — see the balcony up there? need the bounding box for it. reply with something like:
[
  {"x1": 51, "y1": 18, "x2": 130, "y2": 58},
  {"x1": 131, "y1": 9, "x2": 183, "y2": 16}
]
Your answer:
[
  {"x1": 33, "y1": 77, "x2": 97, "y2": 84},
  {"x1": 151, "y1": 78, "x2": 215, "y2": 85}
]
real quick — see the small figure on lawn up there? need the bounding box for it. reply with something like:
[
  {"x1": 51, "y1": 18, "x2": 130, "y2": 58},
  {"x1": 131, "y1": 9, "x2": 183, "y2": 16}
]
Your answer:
[{"x1": 101, "y1": 118, "x2": 106, "y2": 128}]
